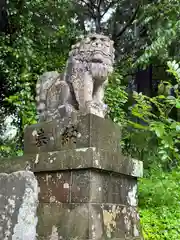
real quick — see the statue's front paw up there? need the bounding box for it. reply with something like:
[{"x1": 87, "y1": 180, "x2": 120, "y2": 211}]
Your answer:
[
  {"x1": 88, "y1": 100, "x2": 108, "y2": 111},
  {"x1": 84, "y1": 100, "x2": 107, "y2": 118}
]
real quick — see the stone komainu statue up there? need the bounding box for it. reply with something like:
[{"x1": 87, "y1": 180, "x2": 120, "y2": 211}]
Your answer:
[{"x1": 36, "y1": 34, "x2": 115, "y2": 122}]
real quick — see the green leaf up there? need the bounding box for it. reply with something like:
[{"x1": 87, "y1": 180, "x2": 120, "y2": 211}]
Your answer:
[
  {"x1": 155, "y1": 127, "x2": 165, "y2": 138},
  {"x1": 175, "y1": 100, "x2": 180, "y2": 108}
]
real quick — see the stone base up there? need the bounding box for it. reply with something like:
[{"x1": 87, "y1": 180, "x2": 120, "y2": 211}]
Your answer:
[
  {"x1": 33, "y1": 151, "x2": 143, "y2": 240},
  {"x1": 37, "y1": 203, "x2": 141, "y2": 240},
  {"x1": 0, "y1": 114, "x2": 144, "y2": 239}
]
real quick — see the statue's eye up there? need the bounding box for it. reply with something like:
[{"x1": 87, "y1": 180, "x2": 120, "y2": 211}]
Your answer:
[{"x1": 91, "y1": 37, "x2": 96, "y2": 41}]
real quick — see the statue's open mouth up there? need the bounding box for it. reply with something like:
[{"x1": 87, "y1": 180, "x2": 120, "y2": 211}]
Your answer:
[{"x1": 91, "y1": 58, "x2": 103, "y2": 63}]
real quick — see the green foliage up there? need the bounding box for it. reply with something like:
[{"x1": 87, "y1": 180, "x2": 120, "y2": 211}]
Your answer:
[
  {"x1": 135, "y1": 0, "x2": 180, "y2": 67},
  {"x1": 104, "y1": 61, "x2": 180, "y2": 168},
  {"x1": 139, "y1": 167, "x2": 180, "y2": 239},
  {"x1": 104, "y1": 62, "x2": 180, "y2": 166},
  {"x1": 0, "y1": 0, "x2": 81, "y2": 157},
  {"x1": 6, "y1": 82, "x2": 37, "y2": 126},
  {"x1": 105, "y1": 72, "x2": 128, "y2": 125},
  {"x1": 136, "y1": 61, "x2": 180, "y2": 239},
  {"x1": 140, "y1": 207, "x2": 180, "y2": 239},
  {"x1": 104, "y1": 62, "x2": 180, "y2": 239},
  {"x1": 130, "y1": 61, "x2": 180, "y2": 164},
  {"x1": 135, "y1": 20, "x2": 180, "y2": 66}
]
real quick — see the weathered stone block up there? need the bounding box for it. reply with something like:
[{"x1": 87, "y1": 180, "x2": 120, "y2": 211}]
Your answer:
[
  {"x1": 24, "y1": 114, "x2": 121, "y2": 154},
  {"x1": 37, "y1": 203, "x2": 142, "y2": 240},
  {"x1": 0, "y1": 171, "x2": 39, "y2": 240},
  {"x1": 36, "y1": 169, "x2": 138, "y2": 206},
  {"x1": 37, "y1": 171, "x2": 71, "y2": 203},
  {"x1": 0, "y1": 113, "x2": 144, "y2": 239},
  {"x1": 0, "y1": 148, "x2": 143, "y2": 178}
]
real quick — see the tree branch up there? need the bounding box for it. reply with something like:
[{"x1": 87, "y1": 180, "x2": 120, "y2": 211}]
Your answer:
[
  {"x1": 88, "y1": 0, "x2": 97, "y2": 9},
  {"x1": 114, "y1": 3, "x2": 140, "y2": 41},
  {"x1": 97, "y1": 0, "x2": 103, "y2": 10},
  {"x1": 101, "y1": 0, "x2": 118, "y2": 18},
  {"x1": 78, "y1": 15, "x2": 87, "y2": 34},
  {"x1": 79, "y1": 0, "x2": 96, "y2": 18},
  {"x1": 0, "y1": 0, "x2": 9, "y2": 33},
  {"x1": 95, "y1": 0, "x2": 103, "y2": 33}
]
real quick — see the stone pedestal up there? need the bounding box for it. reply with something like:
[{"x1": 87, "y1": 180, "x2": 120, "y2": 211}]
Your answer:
[{"x1": 0, "y1": 114, "x2": 143, "y2": 240}]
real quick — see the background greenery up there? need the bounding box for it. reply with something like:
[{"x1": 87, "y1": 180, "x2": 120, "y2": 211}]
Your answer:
[{"x1": 0, "y1": 0, "x2": 180, "y2": 239}]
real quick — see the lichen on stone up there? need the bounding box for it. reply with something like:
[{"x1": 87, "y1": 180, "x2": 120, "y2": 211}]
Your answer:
[
  {"x1": 12, "y1": 171, "x2": 39, "y2": 240},
  {"x1": 131, "y1": 159, "x2": 143, "y2": 177},
  {"x1": 102, "y1": 205, "x2": 120, "y2": 238},
  {"x1": 127, "y1": 184, "x2": 137, "y2": 206}
]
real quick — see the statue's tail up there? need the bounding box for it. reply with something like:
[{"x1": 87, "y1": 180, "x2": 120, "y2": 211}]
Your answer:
[{"x1": 35, "y1": 71, "x2": 60, "y2": 121}]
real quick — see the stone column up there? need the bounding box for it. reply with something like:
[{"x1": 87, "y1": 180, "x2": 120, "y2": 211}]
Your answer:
[{"x1": 0, "y1": 114, "x2": 143, "y2": 240}]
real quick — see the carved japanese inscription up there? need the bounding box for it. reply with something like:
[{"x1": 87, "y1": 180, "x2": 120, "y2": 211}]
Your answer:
[
  {"x1": 61, "y1": 125, "x2": 80, "y2": 146},
  {"x1": 34, "y1": 128, "x2": 49, "y2": 147}
]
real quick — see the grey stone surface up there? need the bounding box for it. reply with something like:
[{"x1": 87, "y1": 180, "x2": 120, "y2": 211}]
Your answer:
[
  {"x1": 24, "y1": 114, "x2": 121, "y2": 154},
  {"x1": 0, "y1": 115, "x2": 143, "y2": 239},
  {"x1": 0, "y1": 171, "x2": 39, "y2": 240},
  {"x1": 0, "y1": 148, "x2": 143, "y2": 178},
  {"x1": 36, "y1": 34, "x2": 115, "y2": 121},
  {"x1": 36, "y1": 169, "x2": 138, "y2": 206},
  {"x1": 37, "y1": 203, "x2": 143, "y2": 240}
]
